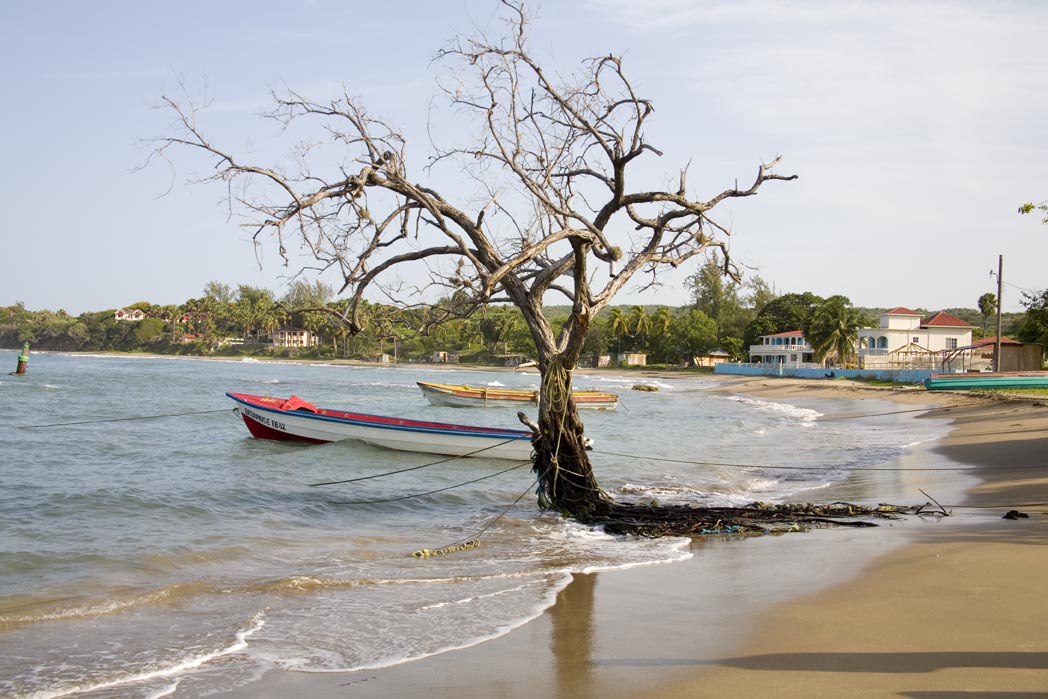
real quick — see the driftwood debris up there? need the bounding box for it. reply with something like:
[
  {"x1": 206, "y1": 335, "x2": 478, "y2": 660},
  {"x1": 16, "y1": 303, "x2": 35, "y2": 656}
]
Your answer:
[
  {"x1": 516, "y1": 410, "x2": 947, "y2": 537},
  {"x1": 580, "y1": 500, "x2": 943, "y2": 537}
]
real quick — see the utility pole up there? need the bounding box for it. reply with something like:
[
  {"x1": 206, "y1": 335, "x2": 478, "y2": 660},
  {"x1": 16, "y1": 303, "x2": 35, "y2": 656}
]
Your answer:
[{"x1": 994, "y1": 254, "x2": 1003, "y2": 373}]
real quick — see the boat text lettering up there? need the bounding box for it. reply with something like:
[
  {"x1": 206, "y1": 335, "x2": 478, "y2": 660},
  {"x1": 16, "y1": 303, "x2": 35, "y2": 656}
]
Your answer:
[{"x1": 243, "y1": 407, "x2": 286, "y2": 431}]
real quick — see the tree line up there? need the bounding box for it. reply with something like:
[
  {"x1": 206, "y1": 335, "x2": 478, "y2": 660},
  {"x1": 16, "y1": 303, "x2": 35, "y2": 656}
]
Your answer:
[{"x1": 2, "y1": 261, "x2": 1037, "y2": 367}]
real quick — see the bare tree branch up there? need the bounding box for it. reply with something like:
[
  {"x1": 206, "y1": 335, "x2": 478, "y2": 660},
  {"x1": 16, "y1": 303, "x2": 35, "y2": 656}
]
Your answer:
[{"x1": 149, "y1": 0, "x2": 797, "y2": 530}]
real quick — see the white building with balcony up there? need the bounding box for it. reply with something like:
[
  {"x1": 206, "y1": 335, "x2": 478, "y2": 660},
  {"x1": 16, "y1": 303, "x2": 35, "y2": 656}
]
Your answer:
[
  {"x1": 114, "y1": 308, "x2": 146, "y2": 322},
  {"x1": 269, "y1": 328, "x2": 319, "y2": 349},
  {"x1": 748, "y1": 330, "x2": 816, "y2": 367},
  {"x1": 857, "y1": 307, "x2": 973, "y2": 370}
]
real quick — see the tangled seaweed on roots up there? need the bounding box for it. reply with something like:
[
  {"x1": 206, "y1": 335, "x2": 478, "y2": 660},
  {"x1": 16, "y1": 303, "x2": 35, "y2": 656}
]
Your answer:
[
  {"x1": 570, "y1": 500, "x2": 948, "y2": 537},
  {"x1": 528, "y1": 355, "x2": 950, "y2": 540}
]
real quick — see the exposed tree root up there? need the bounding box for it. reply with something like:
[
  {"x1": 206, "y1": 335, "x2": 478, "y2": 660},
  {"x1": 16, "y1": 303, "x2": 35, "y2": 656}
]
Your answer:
[
  {"x1": 571, "y1": 500, "x2": 944, "y2": 537},
  {"x1": 526, "y1": 360, "x2": 947, "y2": 539}
]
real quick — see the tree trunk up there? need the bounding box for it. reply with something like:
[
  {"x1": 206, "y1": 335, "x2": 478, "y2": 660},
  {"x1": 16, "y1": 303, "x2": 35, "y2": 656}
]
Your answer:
[
  {"x1": 532, "y1": 354, "x2": 611, "y2": 517},
  {"x1": 525, "y1": 355, "x2": 928, "y2": 537}
]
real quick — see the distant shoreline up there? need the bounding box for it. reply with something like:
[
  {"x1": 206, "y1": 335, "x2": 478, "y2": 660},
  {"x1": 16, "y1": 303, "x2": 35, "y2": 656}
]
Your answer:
[{"x1": 6, "y1": 347, "x2": 720, "y2": 380}]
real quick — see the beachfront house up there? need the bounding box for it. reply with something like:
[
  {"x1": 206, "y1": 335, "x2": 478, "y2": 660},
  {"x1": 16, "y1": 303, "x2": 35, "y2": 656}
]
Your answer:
[
  {"x1": 857, "y1": 308, "x2": 973, "y2": 371},
  {"x1": 114, "y1": 308, "x2": 146, "y2": 322},
  {"x1": 615, "y1": 352, "x2": 647, "y2": 366},
  {"x1": 691, "y1": 348, "x2": 732, "y2": 368},
  {"x1": 269, "y1": 328, "x2": 319, "y2": 349},
  {"x1": 497, "y1": 354, "x2": 534, "y2": 367},
  {"x1": 748, "y1": 330, "x2": 816, "y2": 367}
]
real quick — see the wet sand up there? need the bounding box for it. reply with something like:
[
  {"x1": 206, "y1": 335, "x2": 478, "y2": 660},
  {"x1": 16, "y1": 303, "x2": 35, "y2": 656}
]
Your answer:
[
  {"x1": 216, "y1": 376, "x2": 1048, "y2": 698},
  {"x1": 660, "y1": 380, "x2": 1048, "y2": 698}
]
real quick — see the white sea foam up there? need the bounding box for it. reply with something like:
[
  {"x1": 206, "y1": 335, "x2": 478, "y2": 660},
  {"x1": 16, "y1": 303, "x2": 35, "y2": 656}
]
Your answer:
[
  {"x1": 143, "y1": 681, "x2": 180, "y2": 698},
  {"x1": 11, "y1": 614, "x2": 265, "y2": 699},
  {"x1": 417, "y1": 578, "x2": 546, "y2": 610},
  {"x1": 272, "y1": 572, "x2": 575, "y2": 674},
  {"x1": 718, "y1": 394, "x2": 822, "y2": 421}
]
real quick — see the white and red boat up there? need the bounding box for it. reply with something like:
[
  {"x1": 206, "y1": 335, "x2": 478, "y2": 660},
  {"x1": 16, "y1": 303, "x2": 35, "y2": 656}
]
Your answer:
[{"x1": 227, "y1": 392, "x2": 534, "y2": 460}]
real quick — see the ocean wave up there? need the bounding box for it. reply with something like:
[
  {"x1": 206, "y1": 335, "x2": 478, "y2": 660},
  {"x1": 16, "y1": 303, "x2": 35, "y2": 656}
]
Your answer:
[
  {"x1": 717, "y1": 394, "x2": 823, "y2": 421},
  {"x1": 416, "y1": 578, "x2": 547, "y2": 610},
  {"x1": 5, "y1": 613, "x2": 266, "y2": 699},
  {"x1": 272, "y1": 575, "x2": 571, "y2": 674},
  {"x1": 0, "y1": 582, "x2": 215, "y2": 630},
  {"x1": 617, "y1": 482, "x2": 715, "y2": 500}
]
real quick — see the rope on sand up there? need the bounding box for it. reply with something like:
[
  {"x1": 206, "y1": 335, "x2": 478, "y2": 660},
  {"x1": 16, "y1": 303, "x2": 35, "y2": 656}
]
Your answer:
[{"x1": 412, "y1": 540, "x2": 480, "y2": 558}]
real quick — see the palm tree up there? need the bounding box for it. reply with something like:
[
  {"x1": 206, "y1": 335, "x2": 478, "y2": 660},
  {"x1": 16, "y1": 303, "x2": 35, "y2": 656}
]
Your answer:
[
  {"x1": 457, "y1": 317, "x2": 481, "y2": 350},
  {"x1": 646, "y1": 306, "x2": 676, "y2": 363},
  {"x1": 805, "y1": 296, "x2": 866, "y2": 367},
  {"x1": 608, "y1": 307, "x2": 630, "y2": 355},
  {"x1": 629, "y1": 305, "x2": 651, "y2": 346},
  {"x1": 977, "y1": 293, "x2": 997, "y2": 336},
  {"x1": 478, "y1": 309, "x2": 521, "y2": 355},
  {"x1": 653, "y1": 306, "x2": 672, "y2": 337}
]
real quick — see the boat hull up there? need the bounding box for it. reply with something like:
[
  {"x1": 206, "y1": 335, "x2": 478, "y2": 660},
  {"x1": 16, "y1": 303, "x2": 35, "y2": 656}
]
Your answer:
[
  {"x1": 417, "y1": 381, "x2": 619, "y2": 410},
  {"x1": 924, "y1": 372, "x2": 1048, "y2": 391},
  {"x1": 228, "y1": 392, "x2": 534, "y2": 460}
]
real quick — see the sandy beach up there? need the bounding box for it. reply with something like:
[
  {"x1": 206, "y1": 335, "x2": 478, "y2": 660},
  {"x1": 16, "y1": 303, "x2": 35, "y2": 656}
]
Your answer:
[{"x1": 215, "y1": 375, "x2": 1048, "y2": 698}]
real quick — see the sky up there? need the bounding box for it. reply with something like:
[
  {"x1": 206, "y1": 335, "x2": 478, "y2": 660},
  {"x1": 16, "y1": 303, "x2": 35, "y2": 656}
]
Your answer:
[{"x1": 2, "y1": 0, "x2": 1046, "y2": 316}]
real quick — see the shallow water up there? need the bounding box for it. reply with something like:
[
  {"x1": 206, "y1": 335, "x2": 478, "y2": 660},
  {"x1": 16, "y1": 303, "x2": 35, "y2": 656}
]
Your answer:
[{"x1": 0, "y1": 352, "x2": 959, "y2": 698}]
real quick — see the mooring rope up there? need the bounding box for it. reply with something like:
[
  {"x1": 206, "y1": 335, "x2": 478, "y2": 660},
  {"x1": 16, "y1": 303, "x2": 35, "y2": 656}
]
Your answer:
[
  {"x1": 538, "y1": 355, "x2": 570, "y2": 507},
  {"x1": 944, "y1": 502, "x2": 1048, "y2": 509},
  {"x1": 411, "y1": 461, "x2": 555, "y2": 557},
  {"x1": 590, "y1": 448, "x2": 1048, "y2": 472},
  {"x1": 534, "y1": 355, "x2": 615, "y2": 506},
  {"x1": 327, "y1": 460, "x2": 531, "y2": 505},
  {"x1": 17, "y1": 409, "x2": 229, "y2": 429},
  {"x1": 411, "y1": 473, "x2": 542, "y2": 557},
  {"x1": 307, "y1": 437, "x2": 530, "y2": 487},
  {"x1": 817, "y1": 406, "x2": 952, "y2": 420}
]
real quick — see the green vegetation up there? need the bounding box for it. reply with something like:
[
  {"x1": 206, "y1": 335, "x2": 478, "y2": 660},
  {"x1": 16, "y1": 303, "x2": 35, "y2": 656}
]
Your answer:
[
  {"x1": 2, "y1": 281, "x2": 1035, "y2": 367},
  {"x1": 0, "y1": 290, "x2": 725, "y2": 366},
  {"x1": 1019, "y1": 200, "x2": 1048, "y2": 224},
  {"x1": 1015, "y1": 289, "x2": 1048, "y2": 349},
  {"x1": 805, "y1": 296, "x2": 872, "y2": 366}
]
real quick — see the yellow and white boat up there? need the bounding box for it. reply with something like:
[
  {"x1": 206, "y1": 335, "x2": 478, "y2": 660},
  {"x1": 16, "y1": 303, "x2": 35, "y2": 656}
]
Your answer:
[{"x1": 417, "y1": 381, "x2": 619, "y2": 410}]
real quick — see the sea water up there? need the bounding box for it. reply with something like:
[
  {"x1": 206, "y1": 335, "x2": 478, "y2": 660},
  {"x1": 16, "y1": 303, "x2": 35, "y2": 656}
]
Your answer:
[{"x1": 0, "y1": 352, "x2": 958, "y2": 698}]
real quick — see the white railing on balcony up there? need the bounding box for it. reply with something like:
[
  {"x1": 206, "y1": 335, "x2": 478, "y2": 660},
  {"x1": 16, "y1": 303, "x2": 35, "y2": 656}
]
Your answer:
[
  {"x1": 749, "y1": 344, "x2": 813, "y2": 354},
  {"x1": 733, "y1": 362, "x2": 825, "y2": 370}
]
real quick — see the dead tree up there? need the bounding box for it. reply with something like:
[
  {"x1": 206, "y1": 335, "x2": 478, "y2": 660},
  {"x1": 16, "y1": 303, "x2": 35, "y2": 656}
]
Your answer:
[{"x1": 150, "y1": 1, "x2": 808, "y2": 533}]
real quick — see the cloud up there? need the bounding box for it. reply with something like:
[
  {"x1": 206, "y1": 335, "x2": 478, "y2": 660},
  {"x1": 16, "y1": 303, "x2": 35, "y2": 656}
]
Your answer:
[{"x1": 590, "y1": 0, "x2": 1048, "y2": 145}]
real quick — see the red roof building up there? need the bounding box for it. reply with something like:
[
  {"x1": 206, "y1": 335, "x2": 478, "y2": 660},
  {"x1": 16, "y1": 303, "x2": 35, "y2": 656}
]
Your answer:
[
  {"x1": 858, "y1": 307, "x2": 975, "y2": 370},
  {"x1": 921, "y1": 311, "x2": 973, "y2": 328}
]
